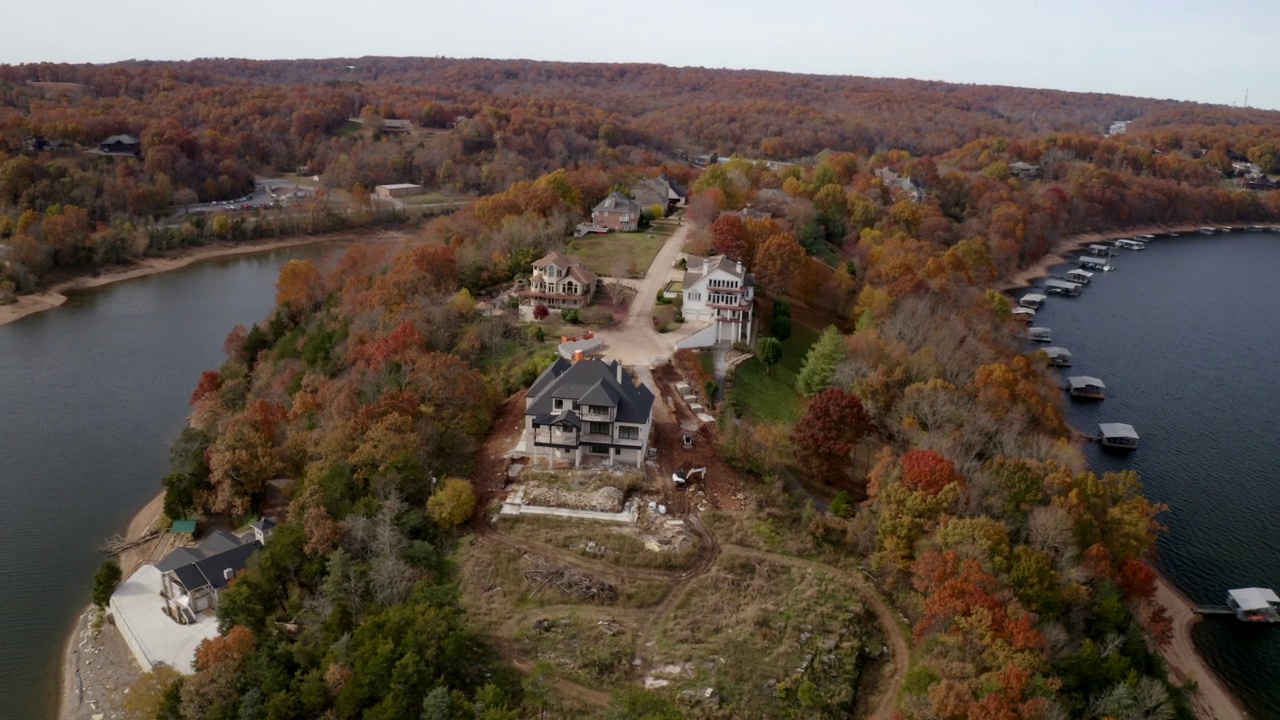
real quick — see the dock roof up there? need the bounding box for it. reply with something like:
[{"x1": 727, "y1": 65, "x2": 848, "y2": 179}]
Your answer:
[
  {"x1": 1044, "y1": 279, "x2": 1080, "y2": 289},
  {"x1": 1043, "y1": 346, "x2": 1071, "y2": 357},
  {"x1": 1069, "y1": 376, "x2": 1105, "y2": 389},
  {"x1": 1098, "y1": 423, "x2": 1138, "y2": 439},
  {"x1": 1229, "y1": 587, "x2": 1280, "y2": 611},
  {"x1": 1066, "y1": 269, "x2": 1093, "y2": 278},
  {"x1": 1022, "y1": 292, "x2": 1047, "y2": 302}
]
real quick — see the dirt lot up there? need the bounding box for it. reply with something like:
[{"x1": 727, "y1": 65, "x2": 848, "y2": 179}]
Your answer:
[{"x1": 649, "y1": 363, "x2": 745, "y2": 515}]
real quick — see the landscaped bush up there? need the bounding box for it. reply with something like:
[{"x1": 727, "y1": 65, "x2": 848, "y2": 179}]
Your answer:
[
  {"x1": 581, "y1": 306, "x2": 613, "y2": 327},
  {"x1": 533, "y1": 304, "x2": 549, "y2": 320},
  {"x1": 561, "y1": 309, "x2": 580, "y2": 323}
]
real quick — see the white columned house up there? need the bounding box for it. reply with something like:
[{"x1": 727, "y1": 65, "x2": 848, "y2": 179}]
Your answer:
[{"x1": 681, "y1": 255, "x2": 754, "y2": 345}]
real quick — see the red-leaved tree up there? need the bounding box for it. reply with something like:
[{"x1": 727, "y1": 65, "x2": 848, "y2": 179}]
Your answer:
[
  {"x1": 790, "y1": 387, "x2": 875, "y2": 492},
  {"x1": 900, "y1": 449, "x2": 964, "y2": 495}
]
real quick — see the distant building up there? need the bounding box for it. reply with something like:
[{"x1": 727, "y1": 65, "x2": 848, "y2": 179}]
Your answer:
[
  {"x1": 520, "y1": 251, "x2": 598, "y2": 309},
  {"x1": 374, "y1": 183, "x2": 423, "y2": 199},
  {"x1": 591, "y1": 192, "x2": 643, "y2": 232},
  {"x1": 874, "y1": 167, "x2": 926, "y2": 202},
  {"x1": 98, "y1": 134, "x2": 140, "y2": 155},
  {"x1": 1009, "y1": 161, "x2": 1041, "y2": 180},
  {"x1": 523, "y1": 357, "x2": 655, "y2": 468},
  {"x1": 1107, "y1": 120, "x2": 1130, "y2": 136},
  {"x1": 682, "y1": 255, "x2": 754, "y2": 344},
  {"x1": 381, "y1": 119, "x2": 413, "y2": 135}
]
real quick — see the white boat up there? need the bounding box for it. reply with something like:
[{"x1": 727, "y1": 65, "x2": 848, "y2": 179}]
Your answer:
[
  {"x1": 1199, "y1": 227, "x2": 1217, "y2": 235},
  {"x1": 1139, "y1": 234, "x2": 1156, "y2": 239},
  {"x1": 1115, "y1": 238, "x2": 1146, "y2": 250},
  {"x1": 1099, "y1": 423, "x2": 1139, "y2": 451}
]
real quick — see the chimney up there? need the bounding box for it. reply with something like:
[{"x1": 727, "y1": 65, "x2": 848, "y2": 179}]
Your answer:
[
  {"x1": 616, "y1": 361, "x2": 623, "y2": 384},
  {"x1": 223, "y1": 568, "x2": 234, "y2": 581},
  {"x1": 702, "y1": 257, "x2": 710, "y2": 275},
  {"x1": 735, "y1": 260, "x2": 742, "y2": 276}
]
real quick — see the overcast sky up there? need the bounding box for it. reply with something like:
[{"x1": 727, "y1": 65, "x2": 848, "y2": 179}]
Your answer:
[{"x1": 3, "y1": 0, "x2": 1275, "y2": 109}]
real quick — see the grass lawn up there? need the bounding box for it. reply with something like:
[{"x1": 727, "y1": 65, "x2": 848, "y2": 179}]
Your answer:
[
  {"x1": 401, "y1": 192, "x2": 461, "y2": 205},
  {"x1": 729, "y1": 318, "x2": 823, "y2": 424},
  {"x1": 334, "y1": 120, "x2": 363, "y2": 137},
  {"x1": 567, "y1": 225, "x2": 673, "y2": 277}
]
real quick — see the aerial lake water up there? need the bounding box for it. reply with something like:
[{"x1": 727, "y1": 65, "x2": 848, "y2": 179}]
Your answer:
[
  {"x1": 1034, "y1": 230, "x2": 1280, "y2": 716},
  {"x1": 0, "y1": 243, "x2": 340, "y2": 718}
]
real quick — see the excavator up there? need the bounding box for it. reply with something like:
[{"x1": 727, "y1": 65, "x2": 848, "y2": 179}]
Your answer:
[{"x1": 672, "y1": 466, "x2": 706, "y2": 489}]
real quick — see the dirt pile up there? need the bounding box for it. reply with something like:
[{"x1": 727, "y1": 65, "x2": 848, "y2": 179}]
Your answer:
[{"x1": 522, "y1": 484, "x2": 626, "y2": 513}]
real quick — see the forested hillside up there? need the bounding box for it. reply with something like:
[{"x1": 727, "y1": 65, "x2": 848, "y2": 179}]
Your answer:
[{"x1": 9, "y1": 57, "x2": 1280, "y2": 718}]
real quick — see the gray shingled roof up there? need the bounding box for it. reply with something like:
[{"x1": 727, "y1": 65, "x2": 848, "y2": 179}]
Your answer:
[
  {"x1": 593, "y1": 192, "x2": 642, "y2": 214},
  {"x1": 101, "y1": 134, "x2": 139, "y2": 145},
  {"x1": 526, "y1": 358, "x2": 653, "y2": 424},
  {"x1": 171, "y1": 540, "x2": 260, "y2": 593}
]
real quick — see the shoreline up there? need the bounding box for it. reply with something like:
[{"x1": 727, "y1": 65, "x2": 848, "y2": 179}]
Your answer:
[
  {"x1": 57, "y1": 491, "x2": 166, "y2": 720},
  {"x1": 997, "y1": 222, "x2": 1268, "y2": 292},
  {"x1": 0, "y1": 232, "x2": 380, "y2": 327},
  {"x1": 1009, "y1": 222, "x2": 1257, "y2": 719},
  {"x1": 1151, "y1": 572, "x2": 1250, "y2": 720}
]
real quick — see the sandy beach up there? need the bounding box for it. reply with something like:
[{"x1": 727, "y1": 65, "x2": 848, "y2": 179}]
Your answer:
[
  {"x1": 1149, "y1": 575, "x2": 1251, "y2": 720},
  {"x1": 0, "y1": 232, "x2": 382, "y2": 327}
]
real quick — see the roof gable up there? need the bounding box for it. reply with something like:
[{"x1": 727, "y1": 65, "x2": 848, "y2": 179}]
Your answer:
[{"x1": 526, "y1": 358, "x2": 654, "y2": 424}]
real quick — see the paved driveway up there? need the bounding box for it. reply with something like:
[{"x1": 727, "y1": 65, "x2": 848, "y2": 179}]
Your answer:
[
  {"x1": 109, "y1": 565, "x2": 219, "y2": 674},
  {"x1": 592, "y1": 222, "x2": 710, "y2": 381}
]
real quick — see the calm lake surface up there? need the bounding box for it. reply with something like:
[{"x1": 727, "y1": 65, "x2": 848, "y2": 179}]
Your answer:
[
  {"x1": 1035, "y1": 231, "x2": 1280, "y2": 716},
  {"x1": 0, "y1": 244, "x2": 339, "y2": 718}
]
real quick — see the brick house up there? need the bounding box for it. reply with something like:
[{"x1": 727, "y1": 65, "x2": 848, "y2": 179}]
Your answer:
[
  {"x1": 591, "y1": 192, "x2": 643, "y2": 232},
  {"x1": 523, "y1": 357, "x2": 654, "y2": 468}
]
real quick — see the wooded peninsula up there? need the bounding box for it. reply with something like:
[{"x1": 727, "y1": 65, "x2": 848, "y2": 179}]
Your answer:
[{"x1": 5, "y1": 57, "x2": 1278, "y2": 720}]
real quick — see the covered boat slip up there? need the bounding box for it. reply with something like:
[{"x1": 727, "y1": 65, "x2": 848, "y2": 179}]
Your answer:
[
  {"x1": 1027, "y1": 326, "x2": 1052, "y2": 342},
  {"x1": 1065, "y1": 269, "x2": 1093, "y2": 284},
  {"x1": 1043, "y1": 278, "x2": 1082, "y2": 296},
  {"x1": 1227, "y1": 588, "x2": 1280, "y2": 621},
  {"x1": 1011, "y1": 307, "x2": 1036, "y2": 322},
  {"x1": 1076, "y1": 256, "x2": 1112, "y2": 270},
  {"x1": 1019, "y1": 292, "x2": 1047, "y2": 309},
  {"x1": 1114, "y1": 238, "x2": 1146, "y2": 250},
  {"x1": 1067, "y1": 375, "x2": 1105, "y2": 399},
  {"x1": 1087, "y1": 243, "x2": 1115, "y2": 256},
  {"x1": 1098, "y1": 422, "x2": 1139, "y2": 450},
  {"x1": 1041, "y1": 346, "x2": 1072, "y2": 367}
]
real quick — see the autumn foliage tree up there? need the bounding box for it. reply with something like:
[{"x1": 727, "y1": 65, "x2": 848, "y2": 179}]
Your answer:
[{"x1": 790, "y1": 387, "x2": 875, "y2": 490}]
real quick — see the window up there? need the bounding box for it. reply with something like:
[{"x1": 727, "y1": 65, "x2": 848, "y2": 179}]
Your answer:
[
  {"x1": 589, "y1": 422, "x2": 610, "y2": 436},
  {"x1": 588, "y1": 405, "x2": 610, "y2": 417},
  {"x1": 618, "y1": 426, "x2": 639, "y2": 440},
  {"x1": 590, "y1": 444, "x2": 610, "y2": 455},
  {"x1": 553, "y1": 399, "x2": 564, "y2": 410}
]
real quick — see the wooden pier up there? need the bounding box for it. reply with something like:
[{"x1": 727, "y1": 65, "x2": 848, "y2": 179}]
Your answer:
[{"x1": 1193, "y1": 605, "x2": 1236, "y2": 616}]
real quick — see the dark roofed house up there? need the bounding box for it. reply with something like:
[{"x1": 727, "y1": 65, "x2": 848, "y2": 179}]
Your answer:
[
  {"x1": 591, "y1": 192, "x2": 643, "y2": 232},
  {"x1": 99, "y1": 134, "x2": 140, "y2": 155},
  {"x1": 630, "y1": 175, "x2": 686, "y2": 214},
  {"x1": 523, "y1": 357, "x2": 654, "y2": 468},
  {"x1": 156, "y1": 524, "x2": 269, "y2": 623}
]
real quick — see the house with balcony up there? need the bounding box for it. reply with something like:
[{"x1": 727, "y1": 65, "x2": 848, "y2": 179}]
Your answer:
[
  {"x1": 682, "y1": 255, "x2": 754, "y2": 344},
  {"x1": 519, "y1": 251, "x2": 598, "y2": 309},
  {"x1": 591, "y1": 192, "x2": 643, "y2": 232},
  {"x1": 154, "y1": 527, "x2": 266, "y2": 623},
  {"x1": 523, "y1": 357, "x2": 654, "y2": 468}
]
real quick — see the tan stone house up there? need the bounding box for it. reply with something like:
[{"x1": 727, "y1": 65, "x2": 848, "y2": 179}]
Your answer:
[{"x1": 520, "y1": 251, "x2": 598, "y2": 309}]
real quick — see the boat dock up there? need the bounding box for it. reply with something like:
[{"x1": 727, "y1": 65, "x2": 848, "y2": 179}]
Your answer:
[{"x1": 1193, "y1": 588, "x2": 1280, "y2": 622}]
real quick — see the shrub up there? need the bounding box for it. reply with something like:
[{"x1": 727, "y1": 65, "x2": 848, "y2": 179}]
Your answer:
[
  {"x1": 830, "y1": 491, "x2": 854, "y2": 518},
  {"x1": 581, "y1": 306, "x2": 613, "y2": 327},
  {"x1": 561, "y1": 308, "x2": 580, "y2": 324},
  {"x1": 705, "y1": 379, "x2": 718, "y2": 402},
  {"x1": 532, "y1": 304, "x2": 549, "y2": 320},
  {"x1": 92, "y1": 560, "x2": 123, "y2": 607}
]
